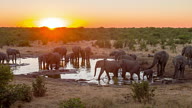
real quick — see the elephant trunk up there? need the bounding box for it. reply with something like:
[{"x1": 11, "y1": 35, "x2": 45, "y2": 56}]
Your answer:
[
  {"x1": 148, "y1": 57, "x2": 158, "y2": 69},
  {"x1": 94, "y1": 64, "x2": 97, "y2": 77}
]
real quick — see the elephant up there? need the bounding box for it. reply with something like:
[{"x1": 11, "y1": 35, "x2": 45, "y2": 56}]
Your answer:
[
  {"x1": 80, "y1": 48, "x2": 85, "y2": 61},
  {"x1": 129, "y1": 54, "x2": 137, "y2": 60},
  {"x1": 6, "y1": 48, "x2": 20, "y2": 64},
  {"x1": 94, "y1": 59, "x2": 121, "y2": 80},
  {"x1": 143, "y1": 69, "x2": 154, "y2": 80},
  {"x1": 147, "y1": 51, "x2": 169, "y2": 77},
  {"x1": 148, "y1": 54, "x2": 154, "y2": 57},
  {"x1": 118, "y1": 55, "x2": 135, "y2": 61},
  {"x1": 172, "y1": 55, "x2": 189, "y2": 79},
  {"x1": 0, "y1": 52, "x2": 9, "y2": 64},
  {"x1": 181, "y1": 46, "x2": 192, "y2": 68},
  {"x1": 120, "y1": 59, "x2": 142, "y2": 80},
  {"x1": 65, "y1": 52, "x2": 75, "y2": 63},
  {"x1": 109, "y1": 50, "x2": 126, "y2": 60},
  {"x1": 38, "y1": 53, "x2": 49, "y2": 69},
  {"x1": 72, "y1": 46, "x2": 81, "y2": 62},
  {"x1": 53, "y1": 46, "x2": 67, "y2": 61},
  {"x1": 85, "y1": 47, "x2": 91, "y2": 61},
  {"x1": 46, "y1": 52, "x2": 61, "y2": 70}
]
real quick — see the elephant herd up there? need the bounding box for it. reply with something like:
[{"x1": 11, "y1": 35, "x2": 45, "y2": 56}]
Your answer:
[
  {"x1": 94, "y1": 46, "x2": 192, "y2": 81},
  {"x1": 1, "y1": 45, "x2": 192, "y2": 82},
  {"x1": 38, "y1": 46, "x2": 92, "y2": 70},
  {"x1": 0, "y1": 48, "x2": 20, "y2": 64}
]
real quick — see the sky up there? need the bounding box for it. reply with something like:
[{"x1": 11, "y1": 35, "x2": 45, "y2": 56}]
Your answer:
[{"x1": 0, "y1": 0, "x2": 192, "y2": 28}]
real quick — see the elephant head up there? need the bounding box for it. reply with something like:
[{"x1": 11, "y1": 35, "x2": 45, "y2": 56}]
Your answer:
[{"x1": 148, "y1": 54, "x2": 161, "y2": 69}]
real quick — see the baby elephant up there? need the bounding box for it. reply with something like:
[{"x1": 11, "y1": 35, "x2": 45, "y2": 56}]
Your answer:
[{"x1": 143, "y1": 69, "x2": 154, "y2": 80}]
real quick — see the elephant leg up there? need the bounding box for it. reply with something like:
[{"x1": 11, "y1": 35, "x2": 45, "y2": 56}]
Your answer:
[
  {"x1": 147, "y1": 75, "x2": 149, "y2": 80},
  {"x1": 55, "y1": 63, "x2": 59, "y2": 70},
  {"x1": 11, "y1": 55, "x2": 14, "y2": 64},
  {"x1": 181, "y1": 66, "x2": 185, "y2": 78},
  {"x1": 115, "y1": 69, "x2": 118, "y2": 77},
  {"x1": 106, "y1": 71, "x2": 111, "y2": 80},
  {"x1": 130, "y1": 72, "x2": 134, "y2": 80},
  {"x1": 98, "y1": 68, "x2": 104, "y2": 80},
  {"x1": 122, "y1": 69, "x2": 127, "y2": 79},
  {"x1": 50, "y1": 64, "x2": 53, "y2": 70},
  {"x1": 14, "y1": 54, "x2": 16, "y2": 64},
  {"x1": 159, "y1": 63, "x2": 163, "y2": 77},
  {"x1": 173, "y1": 66, "x2": 177, "y2": 79},
  {"x1": 46, "y1": 63, "x2": 49, "y2": 70},
  {"x1": 162, "y1": 63, "x2": 166, "y2": 76},
  {"x1": 157, "y1": 63, "x2": 160, "y2": 77},
  {"x1": 143, "y1": 73, "x2": 145, "y2": 80},
  {"x1": 43, "y1": 62, "x2": 46, "y2": 69},
  {"x1": 150, "y1": 73, "x2": 153, "y2": 80},
  {"x1": 112, "y1": 70, "x2": 117, "y2": 79},
  {"x1": 137, "y1": 72, "x2": 141, "y2": 80}
]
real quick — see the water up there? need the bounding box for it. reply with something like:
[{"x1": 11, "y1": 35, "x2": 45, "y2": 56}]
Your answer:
[{"x1": 11, "y1": 58, "x2": 148, "y2": 85}]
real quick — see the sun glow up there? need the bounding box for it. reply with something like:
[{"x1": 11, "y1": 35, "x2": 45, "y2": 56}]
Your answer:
[{"x1": 38, "y1": 18, "x2": 68, "y2": 29}]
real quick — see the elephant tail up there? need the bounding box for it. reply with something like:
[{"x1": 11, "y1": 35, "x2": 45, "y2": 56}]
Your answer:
[{"x1": 147, "y1": 59, "x2": 157, "y2": 69}]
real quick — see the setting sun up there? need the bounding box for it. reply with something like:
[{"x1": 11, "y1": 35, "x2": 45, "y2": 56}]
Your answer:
[{"x1": 38, "y1": 18, "x2": 68, "y2": 29}]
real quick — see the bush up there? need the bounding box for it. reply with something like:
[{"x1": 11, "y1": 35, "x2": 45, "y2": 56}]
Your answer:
[
  {"x1": 59, "y1": 98, "x2": 85, "y2": 108},
  {"x1": 15, "y1": 84, "x2": 33, "y2": 102},
  {"x1": 17, "y1": 40, "x2": 31, "y2": 47},
  {"x1": 32, "y1": 76, "x2": 47, "y2": 97},
  {"x1": 139, "y1": 42, "x2": 148, "y2": 51},
  {"x1": 146, "y1": 38, "x2": 158, "y2": 47},
  {"x1": 125, "y1": 39, "x2": 136, "y2": 51},
  {"x1": 131, "y1": 81, "x2": 156, "y2": 104},
  {"x1": 0, "y1": 84, "x2": 32, "y2": 108},
  {"x1": 0, "y1": 65, "x2": 13, "y2": 88},
  {"x1": 113, "y1": 40, "x2": 123, "y2": 48},
  {"x1": 95, "y1": 40, "x2": 111, "y2": 48},
  {"x1": 161, "y1": 45, "x2": 166, "y2": 49},
  {"x1": 169, "y1": 44, "x2": 177, "y2": 53}
]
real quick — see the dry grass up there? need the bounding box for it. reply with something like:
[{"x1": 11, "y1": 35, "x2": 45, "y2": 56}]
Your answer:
[{"x1": 10, "y1": 76, "x2": 192, "y2": 108}]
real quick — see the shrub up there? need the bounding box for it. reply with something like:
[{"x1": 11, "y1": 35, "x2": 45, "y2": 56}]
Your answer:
[
  {"x1": 17, "y1": 40, "x2": 31, "y2": 47},
  {"x1": 139, "y1": 41, "x2": 147, "y2": 51},
  {"x1": 161, "y1": 45, "x2": 166, "y2": 49},
  {"x1": 59, "y1": 98, "x2": 85, "y2": 108},
  {"x1": 32, "y1": 76, "x2": 47, "y2": 97},
  {"x1": 14, "y1": 84, "x2": 33, "y2": 102},
  {"x1": 146, "y1": 38, "x2": 158, "y2": 47},
  {"x1": 0, "y1": 85, "x2": 18, "y2": 108},
  {"x1": 131, "y1": 81, "x2": 156, "y2": 104},
  {"x1": 125, "y1": 39, "x2": 136, "y2": 51},
  {"x1": 104, "y1": 40, "x2": 111, "y2": 48},
  {"x1": 113, "y1": 40, "x2": 123, "y2": 48},
  {"x1": 95, "y1": 40, "x2": 111, "y2": 48},
  {"x1": 169, "y1": 44, "x2": 177, "y2": 53},
  {"x1": 0, "y1": 84, "x2": 32, "y2": 108},
  {"x1": 0, "y1": 65, "x2": 13, "y2": 88}
]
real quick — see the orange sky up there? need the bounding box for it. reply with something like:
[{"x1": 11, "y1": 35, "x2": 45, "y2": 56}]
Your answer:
[{"x1": 1, "y1": 0, "x2": 192, "y2": 28}]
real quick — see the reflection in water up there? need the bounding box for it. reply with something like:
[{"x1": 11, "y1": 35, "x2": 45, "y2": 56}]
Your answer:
[
  {"x1": 46, "y1": 74, "x2": 61, "y2": 79},
  {"x1": 12, "y1": 58, "x2": 148, "y2": 85}
]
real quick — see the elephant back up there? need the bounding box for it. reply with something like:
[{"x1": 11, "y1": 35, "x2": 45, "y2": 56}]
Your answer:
[
  {"x1": 0, "y1": 52, "x2": 8, "y2": 59},
  {"x1": 72, "y1": 46, "x2": 81, "y2": 54},
  {"x1": 85, "y1": 47, "x2": 91, "y2": 54},
  {"x1": 53, "y1": 46, "x2": 67, "y2": 56},
  {"x1": 118, "y1": 55, "x2": 135, "y2": 61},
  {"x1": 6, "y1": 48, "x2": 20, "y2": 55}
]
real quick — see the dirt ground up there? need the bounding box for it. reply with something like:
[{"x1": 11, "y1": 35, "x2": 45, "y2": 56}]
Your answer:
[{"x1": 1, "y1": 41, "x2": 192, "y2": 108}]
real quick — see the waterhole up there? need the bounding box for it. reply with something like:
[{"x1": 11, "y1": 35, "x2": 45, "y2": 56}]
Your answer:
[{"x1": 11, "y1": 58, "x2": 149, "y2": 85}]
